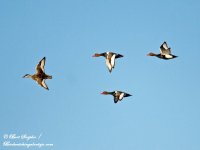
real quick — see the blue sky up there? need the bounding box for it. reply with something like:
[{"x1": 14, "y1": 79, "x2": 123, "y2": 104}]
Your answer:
[{"x1": 0, "y1": 0, "x2": 200, "y2": 149}]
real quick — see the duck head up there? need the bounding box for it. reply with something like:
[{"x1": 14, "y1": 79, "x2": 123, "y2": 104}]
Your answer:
[
  {"x1": 147, "y1": 52, "x2": 157, "y2": 56},
  {"x1": 92, "y1": 53, "x2": 103, "y2": 57},
  {"x1": 101, "y1": 91, "x2": 111, "y2": 95},
  {"x1": 23, "y1": 74, "x2": 32, "y2": 78}
]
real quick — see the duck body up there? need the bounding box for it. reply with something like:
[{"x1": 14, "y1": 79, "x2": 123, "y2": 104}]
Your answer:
[
  {"x1": 147, "y1": 42, "x2": 177, "y2": 60},
  {"x1": 23, "y1": 57, "x2": 52, "y2": 90},
  {"x1": 101, "y1": 91, "x2": 132, "y2": 103},
  {"x1": 93, "y1": 52, "x2": 123, "y2": 72},
  {"x1": 154, "y1": 53, "x2": 177, "y2": 60},
  {"x1": 24, "y1": 73, "x2": 52, "y2": 82}
]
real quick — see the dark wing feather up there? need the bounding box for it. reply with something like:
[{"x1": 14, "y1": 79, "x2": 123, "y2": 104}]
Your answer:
[
  {"x1": 36, "y1": 57, "x2": 45, "y2": 74},
  {"x1": 115, "y1": 54, "x2": 123, "y2": 58}
]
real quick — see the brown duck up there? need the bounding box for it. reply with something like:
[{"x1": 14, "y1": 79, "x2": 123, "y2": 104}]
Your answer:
[{"x1": 23, "y1": 57, "x2": 52, "y2": 90}]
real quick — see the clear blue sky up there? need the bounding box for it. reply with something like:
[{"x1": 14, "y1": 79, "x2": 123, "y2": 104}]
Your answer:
[{"x1": 0, "y1": 0, "x2": 200, "y2": 149}]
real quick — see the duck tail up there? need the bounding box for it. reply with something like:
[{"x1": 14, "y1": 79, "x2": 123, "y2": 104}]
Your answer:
[{"x1": 47, "y1": 75, "x2": 52, "y2": 79}]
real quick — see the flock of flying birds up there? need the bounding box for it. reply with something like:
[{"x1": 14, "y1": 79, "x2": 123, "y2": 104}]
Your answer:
[{"x1": 23, "y1": 41, "x2": 178, "y2": 103}]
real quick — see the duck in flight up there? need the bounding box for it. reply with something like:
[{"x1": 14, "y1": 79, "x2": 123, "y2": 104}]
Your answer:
[
  {"x1": 147, "y1": 41, "x2": 178, "y2": 60},
  {"x1": 92, "y1": 52, "x2": 123, "y2": 73},
  {"x1": 101, "y1": 91, "x2": 132, "y2": 103},
  {"x1": 23, "y1": 57, "x2": 52, "y2": 90}
]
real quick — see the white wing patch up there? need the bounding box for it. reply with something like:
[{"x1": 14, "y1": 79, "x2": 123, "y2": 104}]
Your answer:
[
  {"x1": 106, "y1": 59, "x2": 112, "y2": 72},
  {"x1": 119, "y1": 93, "x2": 124, "y2": 100},
  {"x1": 165, "y1": 54, "x2": 173, "y2": 59},
  {"x1": 162, "y1": 42, "x2": 169, "y2": 50},
  {"x1": 41, "y1": 80, "x2": 48, "y2": 90},
  {"x1": 111, "y1": 54, "x2": 116, "y2": 68}
]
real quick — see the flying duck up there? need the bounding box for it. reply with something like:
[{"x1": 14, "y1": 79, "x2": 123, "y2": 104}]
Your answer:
[
  {"x1": 101, "y1": 91, "x2": 132, "y2": 103},
  {"x1": 23, "y1": 57, "x2": 52, "y2": 90},
  {"x1": 92, "y1": 52, "x2": 123, "y2": 72},
  {"x1": 147, "y1": 41, "x2": 178, "y2": 60}
]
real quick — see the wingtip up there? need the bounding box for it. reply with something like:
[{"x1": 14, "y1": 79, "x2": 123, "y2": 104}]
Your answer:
[
  {"x1": 114, "y1": 100, "x2": 118, "y2": 103},
  {"x1": 163, "y1": 41, "x2": 167, "y2": 44},
  {"x1": 126, "y1": 93, "x2": 132, "y2": 97}
]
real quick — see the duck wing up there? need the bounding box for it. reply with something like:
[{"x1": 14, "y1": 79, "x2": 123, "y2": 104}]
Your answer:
[
  {"x1": 160, "y1": 42, "x2": 171, "y2": 55},
  {"x1": 114, "y1": 97, "x2": 118, "y2": 103},
  {"x1": 113, "y1": 91, "x2": 123, "y2": 102},
  {"x1": 106, "y1": 57, "x2": 112, "y2": 72},
  {"x1": 36, "y1": 57, "x2": 46, "y2": 74},
  {"x1": 115, "y1": 53, "x2": 123, "y2": 58},
  {"x1": 37, "y1": 78, "x2": 49, "y2": 90},
  {"x1": 119, "y1": 92, "x2": 125, "y2": 100},
  {"x1": 111, "y1": 54, "x2": 116, "y2": 68}
]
